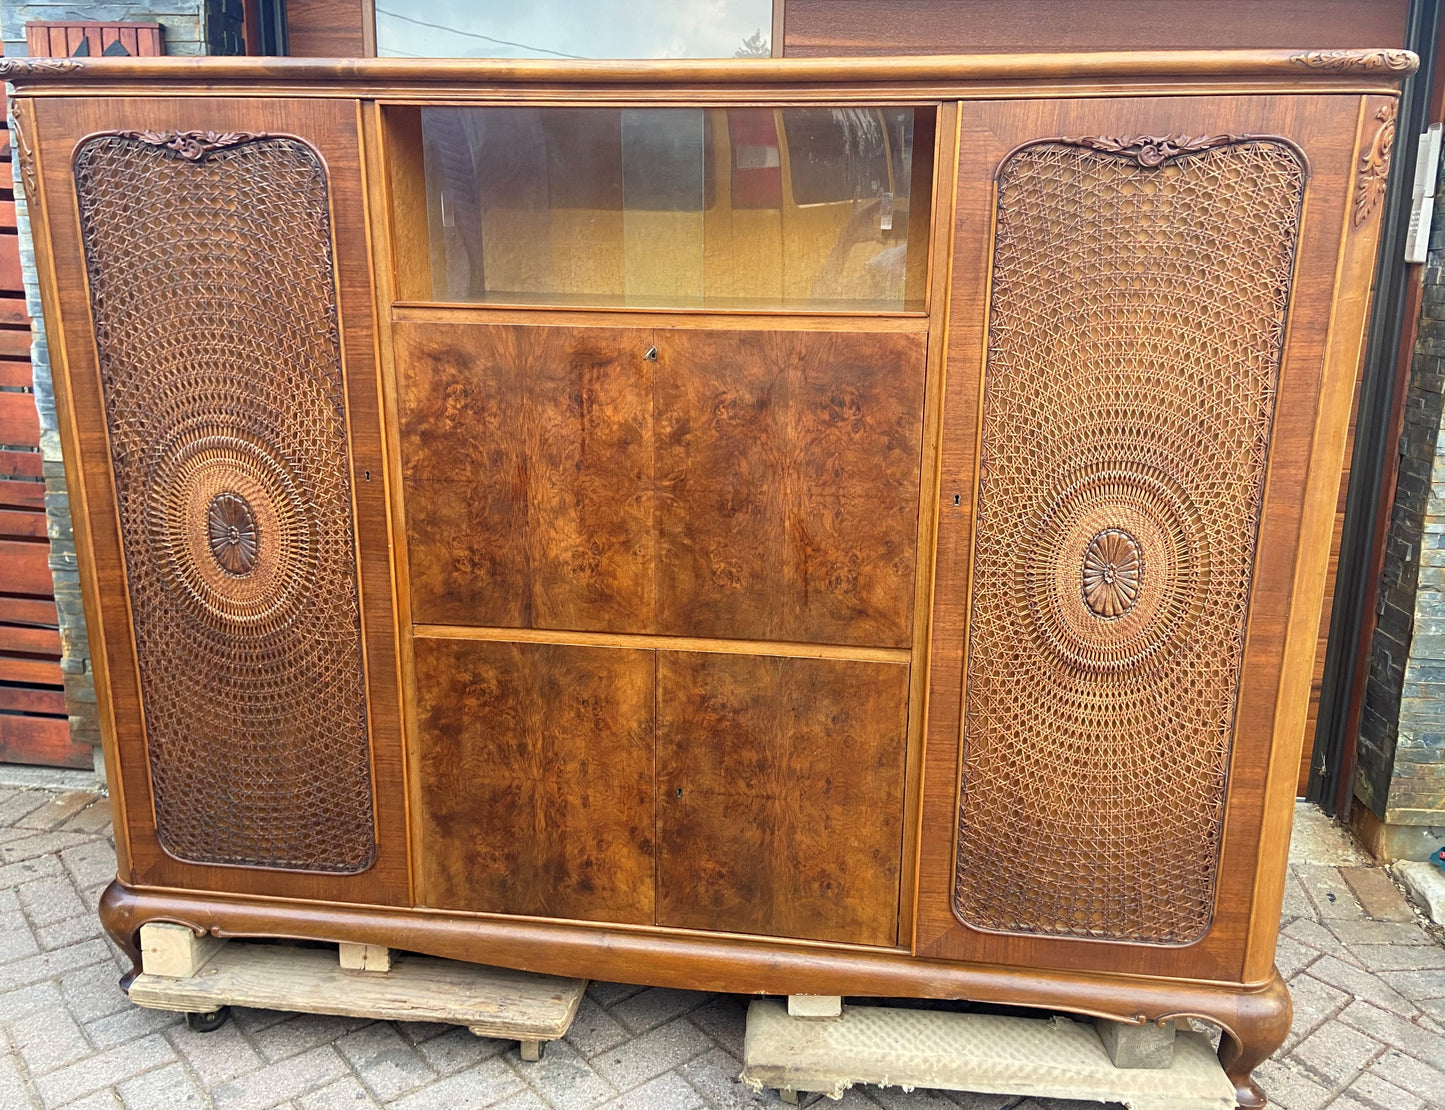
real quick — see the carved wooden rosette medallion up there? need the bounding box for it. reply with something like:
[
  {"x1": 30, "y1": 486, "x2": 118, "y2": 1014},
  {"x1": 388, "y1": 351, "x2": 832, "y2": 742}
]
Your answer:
[
  {"x1": 1353, "y1": 101, "x2": 1397, "y2": 227},
  {"x1": 207, "y1": 491, "x2": 259, "y2": 576},
  {"x1": 1081, "y1": 528, "x2": 1142, "y2": 619},
  {"x1": 955, "y1": 134, "x2": 1305, "y2": 944},
  {"x1": 72, "y1": 129, "x2": 374, "y2": 873}
]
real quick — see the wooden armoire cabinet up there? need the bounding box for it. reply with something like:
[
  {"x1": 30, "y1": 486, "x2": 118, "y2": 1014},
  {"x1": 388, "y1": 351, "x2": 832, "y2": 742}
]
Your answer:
[{"x1": 6, "y1": 47, "x2": 1414, "y2": 1106}]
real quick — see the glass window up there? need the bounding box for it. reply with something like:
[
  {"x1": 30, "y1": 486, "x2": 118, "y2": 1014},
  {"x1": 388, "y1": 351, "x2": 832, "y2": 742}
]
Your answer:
[
  {"x1": 375, "y1": 1, "x2": 774, "y2": 60},
  {"x1": 406, "y1": 106, "x2": 930, "y2": 312}
]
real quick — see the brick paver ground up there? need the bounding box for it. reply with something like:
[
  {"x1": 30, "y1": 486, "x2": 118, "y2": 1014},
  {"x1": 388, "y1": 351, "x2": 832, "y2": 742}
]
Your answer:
[{"x1": 2, "y1": 780, "x2": 1443, "y2": 1110}]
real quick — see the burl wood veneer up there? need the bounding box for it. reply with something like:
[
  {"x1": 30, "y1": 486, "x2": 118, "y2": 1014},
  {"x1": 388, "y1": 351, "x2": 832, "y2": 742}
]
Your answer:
[
  {"x1": 397, "y1": 322, "x2": 925, "y2": 645},
  {"x1": 656, "y1": 651, "x2": 910, "y2": 947},
  {"x1": 413, "y1": 637, "x2": 655, "y2": 924},
  {"x1": 7, "y1": 48, "x2": 1413, "y2": 1108}
]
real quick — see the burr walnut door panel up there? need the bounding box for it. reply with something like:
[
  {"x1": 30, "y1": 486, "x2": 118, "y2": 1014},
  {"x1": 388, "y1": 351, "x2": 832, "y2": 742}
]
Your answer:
[
  {"x1": 28, "y1": 96, "x2": 408, "y2": 906},
  {"x1": 655, "y1": 651, "x2": 910, "y2": 946},
  {"x1": 413, "y1": 636, "x2": 656, "y2": 925},
  {"x1": 395, "y1": 321, "x2": 927, "y2": 649},
  {"x1": 652, "y1": 329, "x2": 926, "y2": 647},
  {"x1": 918, "y1": 94, "x2": 1374, "y2": 982},
  {"x1": 396, "y1": 322, "x2": 656, "y2": 633}
]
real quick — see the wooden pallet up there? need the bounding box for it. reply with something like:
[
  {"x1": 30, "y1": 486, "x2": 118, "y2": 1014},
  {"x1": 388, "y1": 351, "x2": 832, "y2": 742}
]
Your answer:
[{"x1": 128, "y1": 924, "x2": 586, "y2": 1060}]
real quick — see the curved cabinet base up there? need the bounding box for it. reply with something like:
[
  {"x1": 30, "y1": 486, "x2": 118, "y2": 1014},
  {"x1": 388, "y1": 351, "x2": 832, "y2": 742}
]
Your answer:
[{"x1": 100, "y1": 880, "x2": 1289, "y2": 1107}]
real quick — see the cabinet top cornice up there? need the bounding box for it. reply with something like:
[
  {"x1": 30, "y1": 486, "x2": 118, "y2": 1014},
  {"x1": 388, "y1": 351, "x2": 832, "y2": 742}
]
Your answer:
[{"x1": 0, "y1": 48, "x2": 1416, "y2": 98}]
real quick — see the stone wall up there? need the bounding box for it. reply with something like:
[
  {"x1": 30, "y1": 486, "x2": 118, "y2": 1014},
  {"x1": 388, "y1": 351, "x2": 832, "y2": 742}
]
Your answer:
[
  {"x1": 1357, "y1": 141, "x2": 1445, "y2": 829},
  {"x1": 0, "y1": 1, "x2": 243, "y2": 763}
]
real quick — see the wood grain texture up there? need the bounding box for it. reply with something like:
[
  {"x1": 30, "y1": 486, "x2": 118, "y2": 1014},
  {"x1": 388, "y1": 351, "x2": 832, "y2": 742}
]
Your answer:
[
  {"x1": 655, "y1": 329, "x2": 925, "y2": 647},
  {"x1": 23, "y1": 67, "x2": 1401, "y2": 1108},
  {"x1": 397, "y1": 322, "x2": 655, "y2": 633},
  {"x1": 0, "y1": 52, "x2": 1419, "y2": 97},
  {"x1": 30, "y1": 95, "x2": 409, "y2": 906},
  {"x1": 918, "y1": 93, "x2": 1366, "y2": 986},
  {"x1": 396, "y1": 323, "x2": 925, "y2": 648},
  {"x1": 782, "y1": 0, "x2": 1408, "y2": 57},
  {"x1": 101, "y1": 878, "x2": 1291, "y2": 1030},
  {"x1": 1242, "y1": 95, "x2": 1397, "y2": 991},
  {"x1": 413, "y1": 636, "x2": 655, "y2": 925},
  {"x1": 129, "y1": 941, "x2": 586, "y2": 1039},
  {"x1": 284, "y1": 0, "x2": 369, "y2": 58},
  {"x1": 656, "y1": 651, "x2": 909, "y2": 947}
]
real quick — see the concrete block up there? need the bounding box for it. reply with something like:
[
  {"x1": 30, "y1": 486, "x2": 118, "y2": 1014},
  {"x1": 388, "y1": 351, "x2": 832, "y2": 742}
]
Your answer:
[{"x1": 1396, "y1": 861, "x2": 1445, "y2": 925}]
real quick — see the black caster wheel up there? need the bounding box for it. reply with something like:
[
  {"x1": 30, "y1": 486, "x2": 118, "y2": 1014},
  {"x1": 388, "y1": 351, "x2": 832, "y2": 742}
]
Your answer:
[{"x1": 185, "y1": 1006, "x2": 230, "y2": 1033}]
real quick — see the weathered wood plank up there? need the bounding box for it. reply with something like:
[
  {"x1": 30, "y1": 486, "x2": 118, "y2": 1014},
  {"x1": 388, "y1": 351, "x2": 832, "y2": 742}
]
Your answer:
[
  {"x1": 0, "y1": 357, "x2": 33, "y2": 385},
  {"x1": 0, "y1": 391, "x2": 40, "y2": 447},
  {"x1": 0, "y1": 596, "x2": 56, "y2": 629},
  {"x1": 0, "y1": 656, "x2": 62, "y2": 686},
  {"x1": 0, "y1": 713, "x2": 90, "y2": 769},
  {"x1": 0, "y1": 684, "x2": 65, "y2": 715},
  {"x1": 0, "y1": 508, "x2": 49, "y2": 540},
  {"x1": 0, "y1": 539, "x2": 54, "y2": 595},
  {"x1": 0, "y1": 450, "x2": 42, "y2": 480},
  {"x1": 128, "y1": 941, "x2": 586, "y2": 1042},
  {"x1": 0, "y1": 623, "x2": 61, "y2": 656}
]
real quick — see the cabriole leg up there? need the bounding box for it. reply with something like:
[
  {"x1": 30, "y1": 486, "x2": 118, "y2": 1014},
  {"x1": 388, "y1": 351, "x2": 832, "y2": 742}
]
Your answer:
[{"x1": 1214, "y1": 974, "x2": 1292, "y2": 1108}]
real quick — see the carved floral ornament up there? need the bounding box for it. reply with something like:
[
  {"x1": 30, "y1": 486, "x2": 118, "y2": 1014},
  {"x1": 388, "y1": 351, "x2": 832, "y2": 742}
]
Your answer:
[
  {"x1": 118, "y1": 130, "x2": 262, "y2": 161},
  {"x1": 1081, "y1": 527, "x2": 1143, "y2": 619},
  {"x1": 9, "y1": 101, "x2": 37, "y2": 203},
  {"x1": 0, "y1": 58, "x2": 83, "y2": 78},
  {"x1": 1058, "y1": 133, "x2": 1248, "y2": 168},
  {"x1": 207, "y1": 492, "x2": 259, "y2": 576},
  {"x1": 1353, "y1": 101, "x2": 1397, "y2": 228},
  {"x1": 1290, "y1": 49, "x2": 1418, "y2": 74}
]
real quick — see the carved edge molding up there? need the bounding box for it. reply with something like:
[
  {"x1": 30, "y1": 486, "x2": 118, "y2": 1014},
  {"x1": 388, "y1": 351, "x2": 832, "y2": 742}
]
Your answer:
[
  {"x1": 0, "y1": 58, "x2": 83, "y2": 78},
  {"x1": 1290, "y1": 49, "x2": 1418, "y2": 74},
  {"x1": 10, "y1": 100, "x2": 38, "y2": 203},
  {"x1": 116, "y1": 129, "x2": 265, "y2": 161},
  {"x1": 1353, "y1": 101, "x2": 1398, "y2": 228},
  {"x1": 1055, "y1": 133, "x2": 1254, "y2": 167}
]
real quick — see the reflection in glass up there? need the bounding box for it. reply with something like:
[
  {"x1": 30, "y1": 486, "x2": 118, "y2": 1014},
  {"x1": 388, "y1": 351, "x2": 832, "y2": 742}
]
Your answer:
[
  {"x1": 416, "y1": 106, "x2": 928, "y2": 312},
  {"x1": 375, "y1": 1, "x2": 773, "y2": 61}
]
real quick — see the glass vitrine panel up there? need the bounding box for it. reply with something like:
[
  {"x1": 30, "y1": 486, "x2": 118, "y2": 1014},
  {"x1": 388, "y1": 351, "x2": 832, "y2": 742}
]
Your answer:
[{"x1": 405, "y1": 106, "x2": 931, "y2": 312}]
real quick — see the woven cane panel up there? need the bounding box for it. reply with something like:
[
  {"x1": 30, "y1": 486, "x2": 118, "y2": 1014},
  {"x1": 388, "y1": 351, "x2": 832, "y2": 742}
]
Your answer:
[
  {"x1": 74, "y1": 133, "x2": 375, "y2": 872},
  {"x1": 954, "y1": 138, "x2": 1304, "y2": 943}
]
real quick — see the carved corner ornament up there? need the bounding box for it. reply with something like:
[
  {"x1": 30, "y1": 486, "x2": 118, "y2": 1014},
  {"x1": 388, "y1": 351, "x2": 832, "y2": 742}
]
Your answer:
[
  {"x1": 118, "y1": 130, "x2": 262, "y2": 161},
  {"x1": 1058, "y1": 134, "x2": 1245, "y2": 168},
  {"x1": 1353, "y1": 101, "x2": 1398, "y2": 227},
  {"x1": 0, "y1": 58, "x2": 84, "y2": 79},
  {"x1": 9, "y1": 101, "x2": 38, "y2": 203},
  {"x1": 1290, "y1": 49, "x2": 1418, "y2": 75}
]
